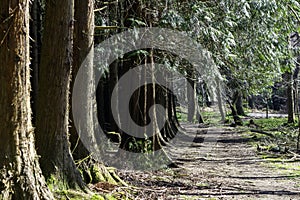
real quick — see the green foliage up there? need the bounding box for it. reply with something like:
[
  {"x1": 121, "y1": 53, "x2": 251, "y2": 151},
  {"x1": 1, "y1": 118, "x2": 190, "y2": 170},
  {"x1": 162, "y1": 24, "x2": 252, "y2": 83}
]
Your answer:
[
  {"x1": 176, "y1": 111, "x2": 187, "y2": 122},
  {"x1": 159, "y1": 0, "x2": 298, "y2": 96},
  {"x1": 246, "y1": 117, "x2": 299, "y2": 155},
  {"x1": 253, "y1": 117, "x2": 287, "y2": 130},
  {"x1": 128, "y1": 137, "x2": 153, "y2": 153},
  {"x1": 202, "y1": 110, "x2": 222, "y2": 125}
]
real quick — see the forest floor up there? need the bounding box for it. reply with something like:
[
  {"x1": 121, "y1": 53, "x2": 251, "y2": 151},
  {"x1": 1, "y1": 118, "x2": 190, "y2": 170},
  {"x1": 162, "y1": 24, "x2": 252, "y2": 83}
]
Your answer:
[{"x1": 116, "y1": 122, "x2": 300, "y2": 199}]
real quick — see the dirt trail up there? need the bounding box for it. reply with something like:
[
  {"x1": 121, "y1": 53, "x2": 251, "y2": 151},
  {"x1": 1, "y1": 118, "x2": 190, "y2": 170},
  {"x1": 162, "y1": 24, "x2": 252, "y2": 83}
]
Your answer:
[{"x1": 118, "y1": 124, "x2": 300, "y2": 199}]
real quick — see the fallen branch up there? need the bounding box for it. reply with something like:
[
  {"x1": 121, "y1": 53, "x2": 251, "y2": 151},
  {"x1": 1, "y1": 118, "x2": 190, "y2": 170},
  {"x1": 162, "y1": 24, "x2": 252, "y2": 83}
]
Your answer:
[
  {"x1": 95, "y1": 26, "x2": 119, "y2": 30},
  {"x1": 250, "y1": 129, "x2": 275, "y2": 138},
  {"x1": 287, "y1": 150, "x2": 300, "y2": 158}
]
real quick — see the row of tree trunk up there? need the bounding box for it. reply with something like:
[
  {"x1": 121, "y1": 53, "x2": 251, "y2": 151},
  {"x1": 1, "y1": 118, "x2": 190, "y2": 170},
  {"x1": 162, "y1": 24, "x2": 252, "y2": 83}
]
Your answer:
[{"x1": 0, "y1": 0, "x2": 95, "y2": 198}]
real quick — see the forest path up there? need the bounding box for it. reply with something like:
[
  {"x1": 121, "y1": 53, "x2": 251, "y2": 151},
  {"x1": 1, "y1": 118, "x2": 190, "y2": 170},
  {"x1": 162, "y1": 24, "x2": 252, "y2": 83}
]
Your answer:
[{"x1": 117, "y1": 124, "x2": 300, "y2": 199}]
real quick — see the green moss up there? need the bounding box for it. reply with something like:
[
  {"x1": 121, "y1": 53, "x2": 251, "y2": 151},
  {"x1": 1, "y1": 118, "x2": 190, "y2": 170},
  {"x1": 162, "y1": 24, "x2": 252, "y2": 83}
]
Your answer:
[
  {"x1": 90, "y1": 165, "x2": 118, "y2": 185},
  {"x1": 54, "y1": 189, "x2": 93, "y2": 200},
  {"x1": 91, "y1": 165, "x2": 106, "y2": 183},
  {"x1": 91, "y1": 194, "x2": 105, "y2": 200},
  {"x1": 46, "y1": 174, "x2": 67, "y2": 191}
]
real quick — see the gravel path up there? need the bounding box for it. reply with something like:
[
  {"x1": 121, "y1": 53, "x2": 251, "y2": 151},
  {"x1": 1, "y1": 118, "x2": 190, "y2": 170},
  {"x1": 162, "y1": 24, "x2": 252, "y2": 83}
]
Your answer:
[{"x1": 118, "y1": 124, "x2": 300, "y2": 199}]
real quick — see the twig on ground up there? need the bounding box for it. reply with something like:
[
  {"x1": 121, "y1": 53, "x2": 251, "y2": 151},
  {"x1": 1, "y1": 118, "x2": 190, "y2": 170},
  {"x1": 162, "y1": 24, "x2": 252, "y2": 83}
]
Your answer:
[{"x1": 250, "y1": 129, "x2": 275, "y2": 138}]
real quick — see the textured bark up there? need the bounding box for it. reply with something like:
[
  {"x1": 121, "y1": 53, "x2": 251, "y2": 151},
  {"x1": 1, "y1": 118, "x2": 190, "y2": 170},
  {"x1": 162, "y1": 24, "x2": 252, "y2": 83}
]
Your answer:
[
  {"x1": 286, "y1": 72, "x2": 295, "y2": 123},
  {"x1": 0, "y1": 0, "x2": 53, "y2": 199},
  {"x1": 70, "y1": 0, "x2": 95, "y2": 160},
  {"x1": 187, "y1": 78, "x2": 196, "y2": 122},
  {"x1": 35, "y1": 0, "x2": 84, "y2": 189}
]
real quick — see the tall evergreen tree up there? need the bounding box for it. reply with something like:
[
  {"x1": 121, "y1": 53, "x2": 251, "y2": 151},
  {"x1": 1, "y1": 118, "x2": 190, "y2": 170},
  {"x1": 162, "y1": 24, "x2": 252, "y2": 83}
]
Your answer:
[
  {"x1": 0, "y1": 0, "x2": 53, "y2": 198},
  {"x1": 35, "y1": 0, "x2": 85, "y2": 189}
]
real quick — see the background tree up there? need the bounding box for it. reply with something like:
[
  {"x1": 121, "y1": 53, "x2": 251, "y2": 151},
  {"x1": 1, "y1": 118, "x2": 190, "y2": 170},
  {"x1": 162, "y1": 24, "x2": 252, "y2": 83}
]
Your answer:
[
  {"x1": 0, "y1": 0, "x2": 53, "y2": 198},
  {"x1": 71, "y1": 0, "x2": 95, "y2": 161},
  {"x1": 70, "y1": 0, "x2": 123, "y2": 185}
]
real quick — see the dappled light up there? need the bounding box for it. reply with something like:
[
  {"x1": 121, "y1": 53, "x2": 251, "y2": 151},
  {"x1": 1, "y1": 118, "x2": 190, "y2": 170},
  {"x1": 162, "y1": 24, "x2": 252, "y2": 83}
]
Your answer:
[{"x1": 1, "y1": 0, "x2": 300, "y2": 199}]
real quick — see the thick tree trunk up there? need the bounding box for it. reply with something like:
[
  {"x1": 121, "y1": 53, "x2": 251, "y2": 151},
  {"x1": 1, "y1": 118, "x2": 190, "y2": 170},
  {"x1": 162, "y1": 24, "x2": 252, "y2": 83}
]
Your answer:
[
  {"x1": 0, "y1": 0, "x2": 53, "y2": 198},
  {"x1": 35, "y1": 0, "x2": 85, "y2": 189}
]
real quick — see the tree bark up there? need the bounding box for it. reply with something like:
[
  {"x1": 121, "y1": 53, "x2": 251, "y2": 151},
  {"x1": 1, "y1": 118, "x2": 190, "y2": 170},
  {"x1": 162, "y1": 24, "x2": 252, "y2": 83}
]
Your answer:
[
  {"x1": 248, "y1": 95, "x2": 255, "y2": 109},
  {"x1": 187, "y1": 78, "x2": 196, "y2": 122},
  {"x1": 293, "y1": 65, "x2": 299, "y2": 117},
  {"x1": 286, "y1": 72, "x2": 295, "y2": 123},
  {"x1": 0, "y1": 0, "x2": 53, "y2": 198},
  {"x1": 235, "y1": 91, "x2": 245, "y2": 116},
  {"x1": 228, "y1": 93, "x2": 243, "y2": 126},
  {"x1": 70, "y1": 0, "x2": 95, "y2": 160},
  {"x1": 35, "y1": 0, "x2": 85, "y2": 189},
  {"x1": 216, "y1": 78, "x2": 225, "y2": 122},
  {"x1": 29, "y1": 0, "x2": 42, "y2": 125}
]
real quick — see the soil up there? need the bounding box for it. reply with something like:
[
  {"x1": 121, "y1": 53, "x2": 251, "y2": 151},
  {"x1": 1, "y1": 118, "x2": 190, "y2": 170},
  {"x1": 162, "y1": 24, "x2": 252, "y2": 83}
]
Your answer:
[{"x1": 117, "y1": 123, "x2": 300, "y2": 199}]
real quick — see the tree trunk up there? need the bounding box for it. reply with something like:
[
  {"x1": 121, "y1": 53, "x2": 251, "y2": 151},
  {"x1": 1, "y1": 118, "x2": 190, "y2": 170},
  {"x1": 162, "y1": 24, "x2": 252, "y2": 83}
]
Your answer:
[
  {"x1": 248, "y1": 95, "x2": 255, "y2": 109},
  {"x1": 108, "y1": 62, "x2": 120, "y2": 131},
  {"x1": 186, "y1": 68, "x2": 195, "y2": 122},
  {"x1": 293, "y1": 65, "x2": 299, "y2": 117},
  {"x1": 70, "y1": 0, "x2": 95, "y2": 160},
  {"x1": 235, "y1": 91, "x2": 245, "y2": 116},
  {"x1": 216, "y1": 78, "x2": 225, "y2": 122},
  {"x1": 35, "y1": 0, "x2": 85, "y2": 189},
  {"x1": 29, "y1": 0, "x2": 42, "y2": 125},
  {"x1": 286, "y1": 72, "x2": 295, "y2": 123},
  {"x1": 228, "y1": 92, "x2": 243, "y2": 126},
  {"x1": 0, "y1": 0, "x2": 53, "y2": 198}
]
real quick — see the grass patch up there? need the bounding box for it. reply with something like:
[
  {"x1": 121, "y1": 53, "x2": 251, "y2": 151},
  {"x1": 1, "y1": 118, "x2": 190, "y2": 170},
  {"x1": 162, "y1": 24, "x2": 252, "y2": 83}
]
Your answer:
[
  {"x1": 177, "y1": 106, "x2": 223, "y2": 125},
  {"x1": 242, "y1": 117, "x2": 300, "y2": 179},
  {"x1": 252, "y1": 117, "x2": 293, "y2": 130},
  {"x1": 244, "y1": 117, "x2": 299, "y2": 152},
  {"x1": 263, "y1": 159, "x2": 300, "y2": 178}
]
